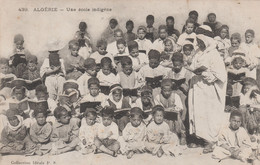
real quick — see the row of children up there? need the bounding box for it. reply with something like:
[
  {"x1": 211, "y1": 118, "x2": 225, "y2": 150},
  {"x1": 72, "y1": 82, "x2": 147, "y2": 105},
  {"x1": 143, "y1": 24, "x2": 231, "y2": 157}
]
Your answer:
[{"x1": 0, "y1": 10, "x2": 259, "y2": 162}]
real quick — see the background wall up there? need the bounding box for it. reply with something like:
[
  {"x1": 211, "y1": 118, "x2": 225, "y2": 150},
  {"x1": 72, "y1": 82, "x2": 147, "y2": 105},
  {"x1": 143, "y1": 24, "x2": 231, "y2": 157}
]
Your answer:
[{"x1": 1, "y1": 0, "x2": 260, "y2": 61}]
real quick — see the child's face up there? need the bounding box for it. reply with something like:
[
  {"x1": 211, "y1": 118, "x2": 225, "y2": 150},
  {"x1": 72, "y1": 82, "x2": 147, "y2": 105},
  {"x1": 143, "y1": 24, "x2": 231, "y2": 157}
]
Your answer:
[
  {"x1": 154, "y1": 111, "x2": 164, "y2": 125},
  {"x1": 70, "y1": 45, "x2": 79, "y2": 57},
  {"x1": 172, "y1": 61, "x2": 183, "y2": 73},
  {"x1": 149, "y1": 58, "x2": 160, "y2": 69},
  {"x1": 126, "y1": 24, "x2": 134, "y2": 32},
  {"x1": 85, "y1": 113, "x2": 96, "y2": 126},
  {"x1": 102, "y1": 116, "x2": 113, "y2": 127},
  {"x1": 0, "y1": 64, "x2": 9, "y2": 74},
  {"x1": 98, "y1": 45, "x2": 107, "y2": 55},
  {"x1": 130, "y1": 115, "x2": 142, "y2": 127},
  {"x1": 231, "y1": 39, "x2": 240, "y2": 48},
  {"x1": 197, "y1": 38, "x2": 206, "y2": 51},
  {"x1": 146, "y1": 19, "x2": 154, "y2": 27},
  {"x1": 102, "y1": 64, "x2": 111, "y2": 75},
  {"x1": 161, "y1": 85, "x2": 172, "y2": 99},
  {"x1": 166, "y1": 19, "x2": 174, "y2": 27},
  {"x1": 141, "y1": 92, "x2": 151, "y2": 105},
  {"x1": 58, "y1": 110, "x2": 71, "y2": 124},
  {"x1": 36, "y1": 91, "x2": 48, "y2": 101},
  {"x1": 159, "y1": 29, "x2": 167, "y2": 40},
  {"x1": 137, "y1": 29, "x2": 146, "y2": 40},
  {"x1": 184, "y1": 49, "x2": 192, "y2": 56},
  {"x1": 232, "y1": 59, "x2": 243, "y2": 70},
  {"x1": 230, "y1": 116, "x2": 242, "y2": 131},
  {"x1": 115, "y1": 32, "x2": 123, "y2": 41},
  {"x1": 129, "y1": 48, "x2": 139, "y2": 58},
  {"x1": 89, "y1": 84, "x2": 100, "y2": 97},
  {"x1": 15, "y1": 41, "x2": 24, "y2": 50},
  {"x1": 86, "y1": 67, "x2": 97, "y2": 77},
  {"x1": 164, "y1": 40, "x2": 173, "y2": 52},
  {"x1": 27, "y1": 62, "x2": 37, "y2": 72},
  {"x1": 36, "y1": 113, "x2": 47, "y2": 126},
  {"x1": 117, "y1": 44, "x2": 126, "y2": 54},
  {"x1": 208, "y1": 15, "x2": 216, "y2": 23},
  {"x1": 122, "y1": 64, "x2": 133, "y2": 76},
  {"x1": 245, "y1": 33, "x2": 254, "y2": 44},
  {"x1": 14, "y1": 88, "x2": 26, "y2": 101},
  {"x1": 185, "y1": 23, "x2": 194, "y2": 34},
  {"x1": 112, "y1": 90, "x2": 122, "y2": 102},
  {"x1": 110, "y1": 23, "x2": 117, "y2": 29},
  {"x1": 8, "y1": 116, "x2": 19, "y2": 127},
  {"x1": 189, "y1": 14, "x2": 198, "y2": 22},
  {"x1": 220, "y1": 29, "x2": 228, "y2": 39},
  {"x1": 79, "y1": 25, "x2": 87, "y2": 32}
]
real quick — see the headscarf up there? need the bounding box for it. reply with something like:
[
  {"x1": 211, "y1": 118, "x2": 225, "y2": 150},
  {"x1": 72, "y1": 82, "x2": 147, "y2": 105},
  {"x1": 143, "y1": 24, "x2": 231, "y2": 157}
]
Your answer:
[
  {"x1": 108, "y1": 84, "x2": 123, "y2": 109},
  {"x1": 7, "y1": 115, "x2": 23, "y2": 132}
]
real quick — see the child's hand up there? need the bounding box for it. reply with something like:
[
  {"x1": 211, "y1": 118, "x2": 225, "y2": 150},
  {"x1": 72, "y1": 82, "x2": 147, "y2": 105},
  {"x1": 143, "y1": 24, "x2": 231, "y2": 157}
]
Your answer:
[
  {"x1": 96, "y1": 105, "x2": 103, "y2": 113},
  {"x1": 82, "y1": 139, "x2": 86, "y2": 145},
  {"x1": 248, "y1": 65, "x2": 256, "y2": 71},
  {"x1": 15, "y1": 144, "x2": 24, "y2": 151}
]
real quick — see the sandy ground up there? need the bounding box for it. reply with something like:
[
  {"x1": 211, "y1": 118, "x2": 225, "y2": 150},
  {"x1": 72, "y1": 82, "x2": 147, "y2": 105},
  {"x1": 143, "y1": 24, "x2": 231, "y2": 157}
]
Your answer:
[{"x1": 1, "y1": 147, "x2": 259, "y2": 165}]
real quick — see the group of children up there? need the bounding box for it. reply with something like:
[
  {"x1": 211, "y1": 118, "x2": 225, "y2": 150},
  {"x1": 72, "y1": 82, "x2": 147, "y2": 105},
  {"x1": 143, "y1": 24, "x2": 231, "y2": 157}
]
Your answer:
[{"x1": 0, "y1": 10, "x2": 260, "y2": 162}]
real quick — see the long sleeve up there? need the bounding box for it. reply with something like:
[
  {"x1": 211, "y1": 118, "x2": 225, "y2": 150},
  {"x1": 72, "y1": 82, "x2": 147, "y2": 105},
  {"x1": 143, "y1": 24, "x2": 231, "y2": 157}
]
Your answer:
[
  {"x1": 40, "y1": 59, "x2": 51, "y2": 77},
  {"x1": 110, "y1": 123, "x2": 119, "y2": 140},
  {"x1": 30, "y1": 124, "x2": 52, "y2": 143}
]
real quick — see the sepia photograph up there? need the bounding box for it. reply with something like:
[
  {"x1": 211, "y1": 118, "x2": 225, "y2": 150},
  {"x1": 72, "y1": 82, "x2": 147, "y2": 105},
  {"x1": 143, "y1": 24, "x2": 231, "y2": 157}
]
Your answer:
[{"x1": 0, "y1": 0, "x2": 260, "y2": 164}]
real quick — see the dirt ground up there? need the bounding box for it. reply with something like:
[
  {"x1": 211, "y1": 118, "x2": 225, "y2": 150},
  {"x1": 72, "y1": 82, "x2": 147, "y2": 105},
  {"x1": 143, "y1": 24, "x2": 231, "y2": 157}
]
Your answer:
[{"x1": 1, "y1": 147, "x2": 258, "y2": 165}]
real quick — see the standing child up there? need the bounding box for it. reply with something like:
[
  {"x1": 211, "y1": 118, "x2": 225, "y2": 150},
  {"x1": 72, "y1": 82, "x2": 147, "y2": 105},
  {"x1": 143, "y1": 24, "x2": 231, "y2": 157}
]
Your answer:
[
  {"x1": 152, "y1": 25, "x2": 168, "y2": 53},
  {"x1": 78, "y1": 108, "x2": 98, "y2": 154},
  {"x1": 177, "y1": 18, "x2": 197, "y2": 48},
  {"x1": 94, "y1": 107, "x2": 120, "y2": 157},
  {"x1": 145, "y1": 15, "x2": 158, "y2": 42},
  {"x1": 214, "y1": 25, "x2": 231, "y2": 59},
  {"x1": 240, "y1": 29, "x2": 260, "y2": 79},
  {"x1": 228, "y1": 33, "x2": 242, "y2": 57},
  {"x1": 64, "y1": 40, "x2": 85, "y2": 80},
  {"x1": 123, "y1": 20, "x2": 137, "y2": 44},
  {"x1": 182, "y1": 42, "x2": 195, "y2": 66},
  {"x1": 135, "y1": 26, "x2": 153, "y2": 55},
  {"x1": 128, "y1": 41, "x2": 148, "y2": 72},
  {"x1": 106, "y1": 29, "x2": 127, "y2": 55},
  {"x1": 77, "y1": 58, "x2": 97, "y2": 96},
  {"x1": 145, "y1": 105, "x2": 181, "y2": 157},
  {"x1": 166, "y1": 16, "x2": 180, "y2": 39},
  {"x1": 50, "y1": 106, "x2": 80, "y2": 155},
  {"x1": 203, "y1": 13, "x2": 222, "y2": 36},
  {"x1": 0, "y1": 109, "x2": 34, "y2": 155},
  {"x1": 29, "y1": 109, "x2": 52, "y2": 155},
  {"x1": 212, "y1": 110, "x2": 257, "y2": 162},
  {"x1": 101, "y1": 19, "x2": 120, "y2": 44},
  {"x1": 154, "y1": 79, "x2": 186, "y2": 145},
  {"x1": 40, "y1": 40, "x2": 66, "y2": 100},
  {"x1": 119, "y1": 107, "x2": 146, "y2": 159}
]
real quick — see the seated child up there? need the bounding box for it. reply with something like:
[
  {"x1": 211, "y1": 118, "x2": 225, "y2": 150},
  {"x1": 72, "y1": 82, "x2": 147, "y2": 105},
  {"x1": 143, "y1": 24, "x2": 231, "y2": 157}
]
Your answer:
[
  {"x1": 154, "y1": 79, "x2": 186, "y2": 145},
  {"x1": 182, "y1": 42, "x2": 195, "y2": 67},
  {"x1": 9, "y1": 34, "x2": 31, "y2": 68},
  {"x1": 29, "y1": 108, "x2": 52, "y2": 155},
  {"x1": 50, "y1": 106, "x2": 80, "y2": 155},
  {"x1": 133, "y1": 85, "x2": 155, "y2": 125},
  {"x1": 177, "y1": 18, "x2": 197, "y2": 48},
  {"x1": 228, "y1": 33, "x2": 242, "y2": 57},
  {"x1": 104, "y1": 84, "x2": 132, "y2": 133},
  {"x1": 64, "y1": 40, "x2": 85, "y2": 80},
  {"x1": 203, "y1": 13, "x2": 222, "y2": 36},
  {"x1": 40, "y1": 40, "x2": 66, "y2": 100},
  {"x1": 107, "y1": 29, "x2": 128, "y2": 55},
  {"x1": 101, "y1": 18, "x2": 120, "y2": 44},
  {"x1": 135, "y1": 26, "x2": 153, "y2": 55},
  {"x1": 123, "y1": 20, "x2": 137, "y2": 44},
  {"x1": 94, "y1": 107, "x2": 120, "y2": 157},
  {"x1": 138, "y1": 49, "x2": 170, "y2": 97},
  {"x1": 23, "y1": 54, "x2": 40, "y2": 81},
  {"x1": 128, "y1": 40, "x2": 148, "y2": 72},
  {"x1": 239, "y1": 77, "x2": 260, "y2": 136},
  {"x1": 78, "y1": 108, "x2": 98, "y2": 154},
  {"x1": 145, "y1": 105, "x2": 181, "y2": 157},
  {"x1": 212, "y1": 110, "x2": 257, "y2": 162},
  {"x1": 118, "y1": 107, "x2": 146, "y2": 159},
  {"x1": 77, "y1": 58, "x2": 97, "y2": 96},
  {"x1": 97, "y1": 57, "x2": 120, "y2": 88},
  {"x1": 115, "y1": 38, "x2": 128, "y2": 57},
  {"x1": 74, "y1": 21, "x2": 93, "y2": 59},
  {"x1": 152, "y1": 25, "x2": 168, "y2": 53},
  {"x1": 160, "y1": 37, "x2": 180, "y2": 68},
  {"x1": 145, "y1": 15, "x2": 158, "y2": 42},
  {"x1": 214, "y1": 25, "x2": 231, "y2": 59},
  {"x1": 90, "y1": 39, "x2": 114, "y2": 69},
  {"x1": 0, "y1": 108, "x2": 35, "y2": 155},
  {"x1": 240, "y1": 29, "x2": 260, "y2": 79}
]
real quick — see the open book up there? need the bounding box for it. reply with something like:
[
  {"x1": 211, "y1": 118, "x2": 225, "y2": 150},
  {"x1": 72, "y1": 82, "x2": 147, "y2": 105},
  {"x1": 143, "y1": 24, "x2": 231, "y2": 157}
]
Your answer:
[
  {"x1": 225, "y1": 95, "x2": 240, "y2": 108},
  {"x1": 11, "y1": 54, "x2": 27, "y2": 67},
  {"x1": 59, "y1": 91, "x2": 78, "y2": 105},
  {"x1": 145, "y1": 75, "x2": 163, "y2": 89},
  {"x1": 100, "y1": 85, "x2": 110, "y2": 95},
  {"x1": 171, "y1": 78, "x2": 186, "y2": 88},
  {"x1": 9, "y1": 78, "x2": 42, "y2": 90},
  {"x1": 164, "y1": 110, "x2": 178, "y2": 121},
  {"x1": 123, "y1": 88, "x2": 138, "y2": 97},
  {"x1": 80, "y1": 101, "x2": 101, "y2": 113},
  {"x1": 28, "y1": 100, "x2": 49, "y2": 111},
  {"x1": 228, "y1": 72, "x2": 245, "y2": 84},
  {"x1": 9, "y1": 98, "x2": 28, "y2": 112},
  {"x1": 0, "y1": 75, "x2": 15, "y2": 89},
  {"x1": 114, "y1": 55, "x2": 129, "y2": 64},
  {"x1": 114, "y1": 108, "x2": 131, "y2": 119}
]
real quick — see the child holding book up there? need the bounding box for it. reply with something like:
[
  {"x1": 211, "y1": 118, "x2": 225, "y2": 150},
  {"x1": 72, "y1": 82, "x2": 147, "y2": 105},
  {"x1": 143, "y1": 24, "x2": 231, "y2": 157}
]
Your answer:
[
  {"x1": 152, "y1": 25, "x2": 168, "y2": 53},
  {"x1": 145, "y1": 105, "x2": 181, "y2": 157},
  {"x1": 214, "y1": 25, "x2": 231, "y2": 59},
  {"x1": 177, "y1": 18, "x2": 197, "y2": 48},
  {"x1": 78, "y1": 108, "x2": 98, "y2": 154},
  {"x1": 94, "y1": 107, "x2": 120, "y2": 157},
  {"x1": 40, "y1": 40, "x2": 66, "y2": 100},
  {"x1": 23, "y1": 54, "x2": 40, "y2": 81},
  {"x1": 50, "y1": 106, "x2": 80, "y2": 155},
  {"x1": 145, "y1": 15, "x2": 158, "y2": 42},
  {"x1": 101, "y1": 18, "x2": 120, "y2": 44},
  {"x1": 119, "y1": 107, "x2": 146, "y2": 159},
  {"x1": 123, "y1": 20, "x2": 137, "y2": 44},
  {"x1": 77, "y1": 58, "x2": 97, "y2": 96},
  {"x1": 135, "y1": 26, "x2": 152, "y2": 55}
]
